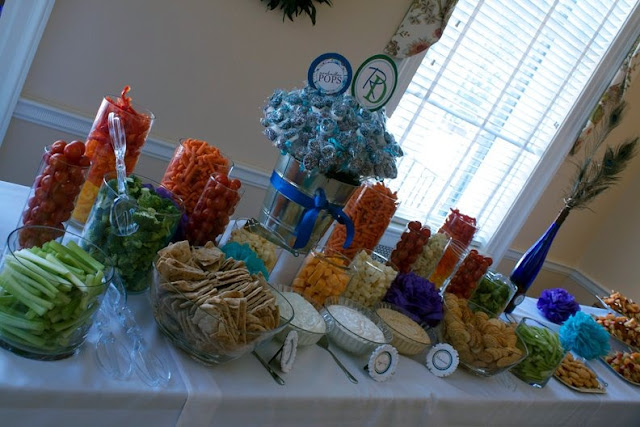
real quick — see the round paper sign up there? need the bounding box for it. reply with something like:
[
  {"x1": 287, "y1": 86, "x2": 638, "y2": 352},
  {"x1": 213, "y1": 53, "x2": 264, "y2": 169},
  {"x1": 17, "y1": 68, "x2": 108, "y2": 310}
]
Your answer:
[
  {"x1": 351, "y1": 54, "x2": 398, "y2": 111},
  {"x1": 308, "y1": 53, "x2": 352, "y2": 95}
]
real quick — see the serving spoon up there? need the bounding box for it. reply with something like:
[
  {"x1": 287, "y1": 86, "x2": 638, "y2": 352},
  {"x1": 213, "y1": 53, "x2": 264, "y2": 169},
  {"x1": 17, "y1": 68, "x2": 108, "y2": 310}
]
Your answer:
[
  {"x1": 317, "y1": 335, "x2": 358, "y2": 384},
  {"x1": 107, "y1": 112, "x2": 139, "y2": 236}
]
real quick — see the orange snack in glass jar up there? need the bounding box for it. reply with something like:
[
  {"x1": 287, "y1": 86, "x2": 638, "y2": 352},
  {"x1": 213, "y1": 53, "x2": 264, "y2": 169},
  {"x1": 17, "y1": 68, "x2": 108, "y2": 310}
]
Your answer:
[
  {"x1": 444, "y1": 249, "x2": 493, "y2": 299},
  {"x1": 161, "y1": 138, "x2": 232, "y2": 217},
  {"x1": 292, "y1": 251, "x2": 354, "y2": 306},
  {"x1": 428, "y1": 240, "x2": 467, "y2": 289},
  {"x1": 325, "y1": 182, "x2": 398, "y2": 260},
  {"x1": 71, "y1": 86, "x2": 154, "y2": 224}
]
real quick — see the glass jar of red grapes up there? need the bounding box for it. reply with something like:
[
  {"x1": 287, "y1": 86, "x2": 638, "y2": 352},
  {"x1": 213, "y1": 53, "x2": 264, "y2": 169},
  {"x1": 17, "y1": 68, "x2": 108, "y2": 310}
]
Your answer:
[
  {"x1": 389, "y1": 221, "x2": 431, "y2": 274},
  {"x1": 19, "y1": 141, "x2": 91, "y2": 247},
  {"x1": 185, "y1": 173, "x2": 243, "y2": 246}
]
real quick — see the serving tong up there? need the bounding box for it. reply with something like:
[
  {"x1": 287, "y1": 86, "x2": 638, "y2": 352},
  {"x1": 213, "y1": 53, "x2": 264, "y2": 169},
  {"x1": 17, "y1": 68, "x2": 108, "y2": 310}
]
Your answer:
[
  {"x1": 94, "y1": 282, "x2": 171, "y2": 387},
  {"x1": 107, "y1": 112, "x2": 139, "y2": 236}
]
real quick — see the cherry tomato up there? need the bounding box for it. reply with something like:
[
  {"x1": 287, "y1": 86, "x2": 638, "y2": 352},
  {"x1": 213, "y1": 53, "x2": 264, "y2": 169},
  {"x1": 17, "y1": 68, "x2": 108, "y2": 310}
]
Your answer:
[
  {"x1": 63, "y1": 140, "x2": 85, "y2": 163},
  {"x1": 229, "y1": 179, "x2": 241, "y2": 191},
  {"x1": 78, "y1": 155, "x2": 91, "y2": 167},
  {"x1": 49, "y1": 153, "x2": 66, "y2": 169},
  {"x1": 39, "y1": 199, "x2": 56, "y2": 213},
  {"x1": 50, "y1": 140, "x2": 67, "y2": 154},
  {"x1": 53, "y1": 170, "x2": 69, "y2": 183}
]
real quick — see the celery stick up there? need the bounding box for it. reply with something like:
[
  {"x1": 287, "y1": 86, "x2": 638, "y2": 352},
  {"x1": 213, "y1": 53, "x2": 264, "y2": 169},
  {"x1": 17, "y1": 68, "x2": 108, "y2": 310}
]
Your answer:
[
  {"x1": 12, "y1": 255, "x2": 72, "y2": 290},
  {"x1": 0, "y1": 310, "x2": 46, "y2": 331},
  {"x1": 45, "y1": 254, "x2": 84, "y2": 277},
  {"x1": 0, "y1": 324, "x2": 47, "y2": 348},
  {"x1": 14, "y1": 249, "x2": 67, "y2": 276},
  {"x1": 67, "y1": 240, "x2": 104, "y2": 272},
  {"x1": 6, "y1": 264, "x2": 57, "y2": 298},
  {"x1": 0, "y1": 275, "x2": 51, "y2": 316},
  {"x1": 24, "y1": 309, "x2": 37, "y2": 320},
  {"x1": 44, "y1": 241, "x2": 93, "y2": 274},
  {"x1": 6, "y1": 259, "x2": 58, "y2": 296},
  {"x1": 5, "y1": 270, "x2": 46, "y2": 298}
]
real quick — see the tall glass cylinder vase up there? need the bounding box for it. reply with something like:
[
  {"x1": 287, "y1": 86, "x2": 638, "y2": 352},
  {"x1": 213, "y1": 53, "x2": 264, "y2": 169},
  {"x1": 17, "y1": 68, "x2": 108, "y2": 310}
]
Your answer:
[{"x1": 71, "y1": 93, "x2": 154, "y2": 225}]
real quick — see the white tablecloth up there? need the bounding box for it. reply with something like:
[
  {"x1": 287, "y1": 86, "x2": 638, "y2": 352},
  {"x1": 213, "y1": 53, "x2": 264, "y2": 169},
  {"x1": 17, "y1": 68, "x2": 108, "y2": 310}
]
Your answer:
[{"x1": 0, "y1": 180, "x2": 639, "y2": 426}]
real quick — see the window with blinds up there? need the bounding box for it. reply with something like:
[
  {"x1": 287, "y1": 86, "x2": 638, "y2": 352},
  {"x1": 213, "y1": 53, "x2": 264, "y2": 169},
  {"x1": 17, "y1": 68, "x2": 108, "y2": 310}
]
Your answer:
[{"x1": 385, "y1": 0, "x2": 638, "y2": 251}]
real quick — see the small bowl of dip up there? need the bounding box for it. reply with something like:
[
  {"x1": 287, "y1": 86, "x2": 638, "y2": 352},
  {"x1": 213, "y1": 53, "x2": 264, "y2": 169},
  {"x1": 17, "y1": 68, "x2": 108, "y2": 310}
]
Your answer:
[
  {"x1": 274, "y1": 285, "x2": 327, "y2": 346},
  {"x1": 321, "y1": 296, "x2": 392, "y2": 355}
]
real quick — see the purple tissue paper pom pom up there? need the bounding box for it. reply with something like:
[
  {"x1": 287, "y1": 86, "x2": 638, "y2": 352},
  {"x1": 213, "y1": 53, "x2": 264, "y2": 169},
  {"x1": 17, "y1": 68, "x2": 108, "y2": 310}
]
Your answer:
[
  {"x1": 383, "y1": 272, "x2": 443, "y2": 327},
  {"x1": 537, "y1": 288, "x2": 581, "y2": 324}
]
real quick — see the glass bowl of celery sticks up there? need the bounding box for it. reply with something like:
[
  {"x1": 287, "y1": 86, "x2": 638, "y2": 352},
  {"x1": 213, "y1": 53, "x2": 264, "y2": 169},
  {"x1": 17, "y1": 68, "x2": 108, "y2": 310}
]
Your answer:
[{"x1": 0, "y1": 225, "x2": 113, "y2": 360}]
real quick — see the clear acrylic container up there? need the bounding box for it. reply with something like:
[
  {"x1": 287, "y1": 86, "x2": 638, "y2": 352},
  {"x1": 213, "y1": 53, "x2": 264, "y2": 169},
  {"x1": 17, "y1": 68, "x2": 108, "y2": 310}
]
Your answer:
[
  {"x1": 411, "y1": 231, "x2": 451, "y2": 279},
  {"x1": 72, "y1": 91, "x2": 154, "y2": 225},
  {"x1": 184, "y1": 173, "x2": 243, "y2": 246},
  {"x1": 389, "y1": 221, "x2": 431, "y2": 274},
  {"x1": 510, "y1": 317, "x2": 566, "y2": 388},
  {"x1": 0, "y1": 225, "x2": 113, "y2": 360},
  {"x1": 468, "y1": 271, "x2": 517, "y2": 318},
  {"x1": 292, "y1": 249, "x2": 355, "y2": 306},
  {"x1": 161, "y1": 138, "x2": 233, "y2": 218},
  {"x1": 443, "y1": 249, "x2": 493, "y2": 299},
  {"x1": 428, "y1": 240, "x2": 468, "y2": 289},
  {"x1": 81, "y1": 173, "x2": 183, "y2": 293},
  {"x1": 325, "y1": 181, "x2": 399, "y2": 260},
  {"x1": 19, "y1": 144, "x2": 90, "y2": 245},
  {"x1": 343, "y1": 249, "x2": 398, "y2": 308}
]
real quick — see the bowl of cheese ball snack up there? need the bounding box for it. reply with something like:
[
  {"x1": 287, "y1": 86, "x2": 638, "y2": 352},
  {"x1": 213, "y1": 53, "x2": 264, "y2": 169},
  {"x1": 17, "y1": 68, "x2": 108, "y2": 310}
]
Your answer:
[
  {"x1": 322, "y1": 296, "x2": 392, "y2": 355},
  {"x1": 149, "y1": 241, "x2": 294, "y2": 365},
  {"x1": 375, "y1": 302, "x2": 434, "y2": 356},
  {"x1": 274, "y1": 284, "x2": 327, "y2": 347},
  {"x1": 441, "y1": 293, "x2": 528, "y2": 377}
]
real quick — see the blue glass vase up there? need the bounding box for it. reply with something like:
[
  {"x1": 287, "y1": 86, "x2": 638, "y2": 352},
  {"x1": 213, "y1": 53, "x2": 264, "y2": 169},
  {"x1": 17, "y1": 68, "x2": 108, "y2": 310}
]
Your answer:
[{"x1": 504, "y1": 207, "x2": 570, "y2": 313}]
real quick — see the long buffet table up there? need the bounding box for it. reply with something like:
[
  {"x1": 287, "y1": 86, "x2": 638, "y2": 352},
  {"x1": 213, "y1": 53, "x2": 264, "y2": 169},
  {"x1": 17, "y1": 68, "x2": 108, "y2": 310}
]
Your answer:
[{"x1": 0, "y1": 180, "x2": 639, "y2": 426}]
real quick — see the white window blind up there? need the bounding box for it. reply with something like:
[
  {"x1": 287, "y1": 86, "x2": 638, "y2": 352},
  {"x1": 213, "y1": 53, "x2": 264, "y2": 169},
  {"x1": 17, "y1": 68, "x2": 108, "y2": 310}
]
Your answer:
[{"x1": 385, "y1": 0, "x2": 639, "y2": 254}]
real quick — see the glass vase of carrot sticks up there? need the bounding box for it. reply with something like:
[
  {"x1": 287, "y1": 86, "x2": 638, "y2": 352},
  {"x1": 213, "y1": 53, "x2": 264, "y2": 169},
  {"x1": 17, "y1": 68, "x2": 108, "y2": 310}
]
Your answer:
[{"x1": 324, "y1": 181, "x2": 400, "y2": 261}]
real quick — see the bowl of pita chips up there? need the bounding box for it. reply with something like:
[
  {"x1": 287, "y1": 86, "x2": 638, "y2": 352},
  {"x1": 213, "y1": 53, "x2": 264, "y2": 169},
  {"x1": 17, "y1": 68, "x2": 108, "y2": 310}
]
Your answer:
[{"x1": 150, "y1": 240, "x2": 294, "y2": 365}]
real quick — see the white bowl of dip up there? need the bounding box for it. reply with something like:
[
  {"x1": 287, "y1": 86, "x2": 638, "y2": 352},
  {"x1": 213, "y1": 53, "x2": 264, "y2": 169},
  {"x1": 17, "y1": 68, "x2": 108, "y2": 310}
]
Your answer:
[{"x1": 322, "y1": 296, "x2": 392, "y2": 355}]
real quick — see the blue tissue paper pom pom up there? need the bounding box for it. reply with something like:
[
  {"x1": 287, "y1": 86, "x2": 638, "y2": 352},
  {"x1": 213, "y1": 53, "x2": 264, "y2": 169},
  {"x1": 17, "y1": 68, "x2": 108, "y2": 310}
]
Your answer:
[
  {"x1": 559, "y1": 311, "x2": 610, "y2": 360},
  {"x1": 220, "y1": 242, "x2": 269, "y2": 279}
]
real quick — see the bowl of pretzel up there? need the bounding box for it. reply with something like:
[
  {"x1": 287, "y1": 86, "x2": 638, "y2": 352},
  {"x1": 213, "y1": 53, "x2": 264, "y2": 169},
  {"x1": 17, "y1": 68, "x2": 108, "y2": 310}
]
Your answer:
[
  {"x1": 149, "y1": 240, "x2": 294, "y2": 365},
  {"x1": 441, "y1": 293, "x2": 528, "y2": 376}
]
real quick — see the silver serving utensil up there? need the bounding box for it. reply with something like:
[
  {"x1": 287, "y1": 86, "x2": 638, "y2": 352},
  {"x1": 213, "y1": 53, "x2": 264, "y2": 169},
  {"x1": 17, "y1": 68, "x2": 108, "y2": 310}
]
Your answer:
[
  {"x1": 107, "y1": 112, "x2": 139, "y2": 236},
  {"x1": 252, "y1": 350, "x2": 285, "y2": 385},
  {"x1": 316, "y1": 335, "x2": 358, "y2": 384}
]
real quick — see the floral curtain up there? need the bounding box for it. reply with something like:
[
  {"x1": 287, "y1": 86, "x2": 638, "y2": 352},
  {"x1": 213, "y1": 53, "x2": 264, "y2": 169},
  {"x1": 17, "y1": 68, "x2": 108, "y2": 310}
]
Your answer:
[
  {"x1": 384, "y1": 0, "x2": 459, "y2": 59},
  {"x1": 569, "y1": 36, "x2": 640, "y2": 155}
]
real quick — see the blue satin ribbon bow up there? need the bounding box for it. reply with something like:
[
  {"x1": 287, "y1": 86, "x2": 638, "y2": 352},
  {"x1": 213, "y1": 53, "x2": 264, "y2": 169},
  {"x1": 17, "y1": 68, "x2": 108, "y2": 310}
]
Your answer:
[{"x1": 270, "y1": 171, "x2": 354, "y2": 250}]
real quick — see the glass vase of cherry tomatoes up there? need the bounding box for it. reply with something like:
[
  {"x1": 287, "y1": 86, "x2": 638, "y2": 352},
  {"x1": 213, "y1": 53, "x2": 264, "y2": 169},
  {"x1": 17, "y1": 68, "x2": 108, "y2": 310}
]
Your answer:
[
  {"x1": 18, "y1": 141, "x2": 90, "y2": 247},
  {"x1": 185, "y1": 173, "x2": 243, "y2": 246},
  {"x1": 442, "y1": 249, "x2": 493, "y2": 299}
]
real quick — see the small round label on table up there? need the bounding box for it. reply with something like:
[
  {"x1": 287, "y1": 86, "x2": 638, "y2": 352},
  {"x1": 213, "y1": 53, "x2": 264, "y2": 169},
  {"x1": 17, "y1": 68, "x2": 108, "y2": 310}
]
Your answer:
[
  {"x1": 367, "y1": 344, "x2": 398, "y2": 382},
  {"x1": 426, "y1": 343, "x2": 459, "y2": 377},
  {"x1": 308, "y1": 53, "x2": 352, "y2": 95},
  {"x1": 279, "y1": 330, "x2": 298, "y2": 373}
]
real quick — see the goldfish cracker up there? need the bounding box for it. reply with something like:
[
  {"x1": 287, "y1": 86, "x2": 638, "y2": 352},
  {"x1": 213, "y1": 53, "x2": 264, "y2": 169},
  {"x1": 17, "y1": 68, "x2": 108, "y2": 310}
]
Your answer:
[
  {"x1": 325, "y1": 182, "x2": 399, "y2": 260},
  {"x1": 228, "y1": 225, "x2": 278, "y2": 272},
  {"x1": 161, "y1": 138, "x2": 232, "y2": 217}
]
